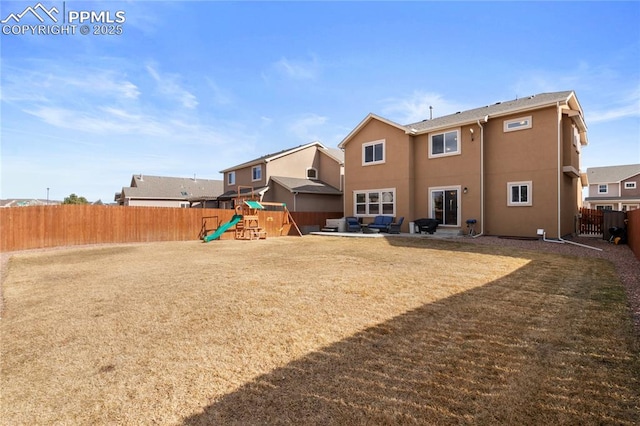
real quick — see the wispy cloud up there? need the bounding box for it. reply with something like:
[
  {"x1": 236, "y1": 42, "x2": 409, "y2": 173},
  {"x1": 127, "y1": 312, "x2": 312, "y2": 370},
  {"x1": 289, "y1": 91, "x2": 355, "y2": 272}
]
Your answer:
[
  {"x1": 511, "y1": 62, "x2": 640, "y2": 124},
  {"x1": 205, "y1": 78, "x2": 233, "y2": 105},
  {"x1": 2, "y1": 59, "x2": 252, "y2": 148},
  {"x1": 146, "y1": 64, "x2": 198, "y2": 109},
  {"x1": 587, "y1": 87, "x2": 640, "y2": 123},
  {"x1": 288, "y1": 113, "x2": 327, "y2": 141},
  {"x1": 23, "y1": 106, "x2": 169, "y2": 136},
  {"x1": 273, "y1": 55, "x2": 321, "y2": 80},
  {"x1": 1, "y1": 64, "x2": 139, "y2": 103},
  {"x1": 381, "y1": 91, "x2": 469, "y2": 124}
]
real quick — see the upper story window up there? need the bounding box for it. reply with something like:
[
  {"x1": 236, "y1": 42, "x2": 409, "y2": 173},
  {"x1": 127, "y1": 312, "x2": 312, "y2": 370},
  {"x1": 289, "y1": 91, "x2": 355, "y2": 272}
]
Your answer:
[
  {"x1": 306, "y1": 167, "x2": 318, "y2": 179},
  {"x1": 429, "y1": 129, "x2": 460, "y2": 158},
  {"x1": 227, "y1": 171, "x2": 235, "y2": 185},
  {"x1": 507, "y1": 181, "x2": 532, "y2": 206},
  {"x1": 252, "y1": 165, "x2": 262, "y2": 181},
  {"x1": 624, "y1": 182, "x2": 637, "y2": 189},
  {"x1": 504, "y1": 116, "x2": 532, "y2": 132},
  {"x1": 362, "y1": 140, "x2": 385, "y2": 165},
  {"x1": 598, "y1": 184, "x2": 608, "y2": 194}
]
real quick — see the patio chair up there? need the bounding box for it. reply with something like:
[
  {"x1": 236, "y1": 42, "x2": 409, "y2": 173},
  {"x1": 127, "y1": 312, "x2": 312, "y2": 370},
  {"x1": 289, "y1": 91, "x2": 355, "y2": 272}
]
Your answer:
[
  {"x1": 388, "y1": 217, "x2": 404, "y2": 234},
  {"x1": 345, "y1": 216, "x2": 362, "y2": 232}
]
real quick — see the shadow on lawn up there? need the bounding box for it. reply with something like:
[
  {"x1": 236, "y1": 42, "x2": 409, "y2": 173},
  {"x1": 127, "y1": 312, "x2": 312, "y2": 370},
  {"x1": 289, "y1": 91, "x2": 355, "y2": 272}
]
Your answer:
[{"x1": 183, "y1": 253, "x2": 640, "y2": 425}]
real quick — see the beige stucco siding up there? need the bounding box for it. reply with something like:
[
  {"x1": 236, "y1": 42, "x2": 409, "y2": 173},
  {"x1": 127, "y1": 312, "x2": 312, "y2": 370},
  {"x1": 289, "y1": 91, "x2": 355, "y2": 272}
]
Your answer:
[
  {"x1": 413, "y1": 124, "x2": 481, "y2": 229},
  {"x1": 484, "y1": 107, "x2": 560, "y2": 237},
  {"x1": 295, "y1": 194, "x2": 343, "y2": 212},
  {"x1": 318, "y1": 151, "x2": 343, "y2": 190},
  {"x1": 265, "y1": 181, "x2": 342, "y2": 212},
  {"x1": 343, "y1": 119, "x2": 412, "y2": 230},
  {"x1": 562, "y1": 118, "x2": 582, "y2": 172},
  {"x1": 268, "y1": 148, "x2": 316, "y2": 180},
  {"x1": 224, "y1": 165, "x2": 265, "y2": 192}
]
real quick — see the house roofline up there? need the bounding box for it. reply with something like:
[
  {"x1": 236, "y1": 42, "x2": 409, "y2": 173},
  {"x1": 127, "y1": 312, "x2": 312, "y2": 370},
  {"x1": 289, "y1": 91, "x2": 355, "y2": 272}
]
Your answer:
[
  {"x1": 220, "y1": 141, "x2": 327, "y2": 173},
  {"x1": 269, "y1": 176, "x2": 342, "y2": 195},
  {"x1": 317, "y1": 146, "x2": 345, "y2": 165},
  {"x1": 265, "y1": 141, "x2": 326, "y2": 163},
  {"x1": 338, "y1": 113, "x2": 407, "y2": 149},
  {"x1": 585, "y1": 196, "x2": 640, "y2": 202},
  {"x1": 411, "y1": 93, "x2": 580, "y2": 136},
  {"x1": 338, "y1": 92, "x2": 587, "y2": 145}
]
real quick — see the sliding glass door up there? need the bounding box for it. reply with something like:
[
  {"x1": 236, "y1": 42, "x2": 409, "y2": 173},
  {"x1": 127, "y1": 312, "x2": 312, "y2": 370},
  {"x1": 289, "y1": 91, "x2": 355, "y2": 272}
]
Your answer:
[{"x1": 430, "y1": 187, "x2": 460, "y2": 226}]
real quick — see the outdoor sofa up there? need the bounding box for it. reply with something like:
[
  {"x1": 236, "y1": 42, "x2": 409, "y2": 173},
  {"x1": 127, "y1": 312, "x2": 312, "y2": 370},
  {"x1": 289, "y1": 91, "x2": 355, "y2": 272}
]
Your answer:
[{"x1": 367, "y1": 215, "x2": 394, "y2": 232}]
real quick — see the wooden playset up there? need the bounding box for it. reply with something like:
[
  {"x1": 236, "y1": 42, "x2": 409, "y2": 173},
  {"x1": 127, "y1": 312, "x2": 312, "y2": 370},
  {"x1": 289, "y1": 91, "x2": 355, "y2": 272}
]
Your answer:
[{"x1": 202, "y1": 186, "x2": 301, "y2": 242}]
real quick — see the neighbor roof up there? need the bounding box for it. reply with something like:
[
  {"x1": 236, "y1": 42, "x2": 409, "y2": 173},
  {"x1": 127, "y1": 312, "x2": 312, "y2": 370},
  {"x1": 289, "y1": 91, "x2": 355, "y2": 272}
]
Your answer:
[
  {"x1": 586, "y1": 164, "x2": 640, "y2": 184},
  {"x1": 119, "y1": 175, "x2": 224, "y2": 200},
  {"x1": 269, "y1": 176, "x2": 342, "y2": 195}
]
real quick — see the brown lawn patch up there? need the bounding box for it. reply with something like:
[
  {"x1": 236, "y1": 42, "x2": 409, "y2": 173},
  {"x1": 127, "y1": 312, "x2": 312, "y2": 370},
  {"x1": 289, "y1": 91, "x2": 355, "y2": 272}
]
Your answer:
[{"x1": 1, "y1": 237, "x2": 638, "y2": 425}]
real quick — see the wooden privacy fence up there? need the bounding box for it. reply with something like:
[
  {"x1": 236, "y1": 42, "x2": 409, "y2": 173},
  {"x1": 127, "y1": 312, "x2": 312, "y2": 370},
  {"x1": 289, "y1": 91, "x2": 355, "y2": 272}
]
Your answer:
[
  {"x1": 579, "y1": 207, "x2": 603, "y2": 235},
  {"x1": 627, "y1": 208, "x2": 640, "y2": 261},
  {"x1": 0, "y1": 205, "x2": 344, "y2": 252}
]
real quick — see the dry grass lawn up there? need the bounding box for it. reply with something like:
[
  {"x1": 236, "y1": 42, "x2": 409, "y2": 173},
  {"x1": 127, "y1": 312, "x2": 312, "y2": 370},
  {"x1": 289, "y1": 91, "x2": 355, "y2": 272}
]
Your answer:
[{"x1": 1, "y1": 236, "x2": 639, "y2": 425}]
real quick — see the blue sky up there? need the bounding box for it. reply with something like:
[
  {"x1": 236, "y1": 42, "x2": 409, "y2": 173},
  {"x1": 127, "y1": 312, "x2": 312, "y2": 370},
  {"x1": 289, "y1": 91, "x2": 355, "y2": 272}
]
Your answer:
[{"x1": 1, "y1": 1, "x2": 639, "y2": 203}]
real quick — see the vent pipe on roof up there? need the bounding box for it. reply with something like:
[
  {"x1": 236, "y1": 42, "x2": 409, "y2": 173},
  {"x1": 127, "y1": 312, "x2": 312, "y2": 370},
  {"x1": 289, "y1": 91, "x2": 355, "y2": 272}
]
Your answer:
[
  {"x1": 139, "y1": 174, "x2": 143, "y2": 181},
  {"x1": 193, "y1": 173, "x2": 196, "y2": 182},
  {"x1": 429, "y1": 105, "x2": 433, "y2": 120}
]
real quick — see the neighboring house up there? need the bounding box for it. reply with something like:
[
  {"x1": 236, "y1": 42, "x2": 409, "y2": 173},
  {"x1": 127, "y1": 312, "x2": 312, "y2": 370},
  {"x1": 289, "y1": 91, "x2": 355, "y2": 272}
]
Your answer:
[
  {"x1": 338, "y1": 91, "x2": 588, "y2": 238},
  {"x1": 219, "y1": 141, "x2": 344, "y2": 212},
  {"x1": 115, "y1": 175, "x2": 224, "y2": 207},
  {"x1": 0, "y1": 199, "x2": 61, "y2": 207},
  {"x1": 584, "y1": 164, "x2": 640, "y2": 211}
]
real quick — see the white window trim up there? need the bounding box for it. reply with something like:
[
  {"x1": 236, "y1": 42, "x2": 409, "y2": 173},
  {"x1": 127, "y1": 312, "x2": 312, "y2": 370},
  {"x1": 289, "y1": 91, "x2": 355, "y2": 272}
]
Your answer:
[
  {"x1": 624, "y1": 181, "x2": 637, "y2": 189},
  {"x1": 306, "y1": 167, "x2": 318, "y2": 180},
  {"x1": 596, "y1": 205, "x2": 614, "y2": 211},
  {"x1": 504, "y1": 116, "x2": 532, "y2": 132},
  {"x1": 227, "y1": 171, "x2": 235, "y2": 185},
  {"x1": 428, "y1": 185, "x2": 461, "y2": 227},
  {"x1": 362, "y1": 139, "x2": 385, "y2": 166},
  {"x1": 353, "y1": 188, "x2": 396, "y2": 217},
  {"x1": 507, "y1": 181, "x2": 532, "y2": 207},
  {"x1": 251, "y1": 165, "x2": 262, "y2": 182},
  {"x1": 428, "y1": 129, "x2": 461, "y2": 159},
  {"x1": 598, "y1": 184, "x2": 608, "y2": 194}
]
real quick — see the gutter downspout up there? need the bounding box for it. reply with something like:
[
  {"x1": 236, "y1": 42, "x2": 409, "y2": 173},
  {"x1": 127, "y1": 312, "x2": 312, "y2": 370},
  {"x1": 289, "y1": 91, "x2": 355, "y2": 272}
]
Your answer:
[
  {"x1": 544, "y1": 102, "x2": 601, "y2": 252},
  {"x1": 472, "y1": 115, "x2": 488, "y2": 238},
  {"x1": 556, "y1": 101, "x2": 563, "y2": 240}
]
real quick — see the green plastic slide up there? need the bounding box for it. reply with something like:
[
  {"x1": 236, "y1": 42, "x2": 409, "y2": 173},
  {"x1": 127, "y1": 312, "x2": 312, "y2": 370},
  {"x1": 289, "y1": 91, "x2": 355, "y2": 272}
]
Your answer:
[{"x1": 203, "y1": 214, "x2": 243, "y2": 242}]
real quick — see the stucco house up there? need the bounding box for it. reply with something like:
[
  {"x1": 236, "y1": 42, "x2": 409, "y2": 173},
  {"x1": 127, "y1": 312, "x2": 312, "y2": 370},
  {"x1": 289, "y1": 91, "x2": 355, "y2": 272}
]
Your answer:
[
  {"x1": 115, "y1": 175, "x2": 224, "y2": 207},
  {"x1": 219, "y1": 141, "x2": 344, "y2": 212},
  {"x1": 338, "y1": 91, "x2": 588, "y2": 238},
  {"x1": 584, "y1": 164, "x2": 640, "y2": 211}
]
